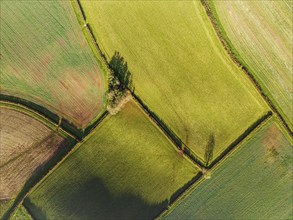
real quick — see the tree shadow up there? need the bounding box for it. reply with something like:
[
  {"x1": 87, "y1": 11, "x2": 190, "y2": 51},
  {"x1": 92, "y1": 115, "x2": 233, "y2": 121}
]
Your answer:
[
  {"x1": 24, "y1": 177, "x2": 168, "y2": 220},
  {"x1": 205, "y1": 133, "x2": 215, "y2": 167},
  {"x1": 109, "y1": 51, "x2": 133, "y2": 92}
]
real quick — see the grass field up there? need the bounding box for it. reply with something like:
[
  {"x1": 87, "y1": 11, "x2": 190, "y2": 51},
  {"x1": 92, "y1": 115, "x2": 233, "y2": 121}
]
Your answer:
[
  {"x1": 0, "y1": 106, "x2": 68, "y2": 201},
  {"x1": 10, "y1": 205, "x2": 32, "y2": 220},
  {"x1": 24, "y1": 99, "x2": 199, "y2": 219},
  {"x1": 164, "y1": 119, "x2": 293, "y2": 219},
  {"x1": 0, "y1": 0, "x2": 106, "y2": 128},
  {"x1": 213, "y1": 0, "x2": 293, "y2": 130},
  {"x1": 80, "y1": 0, "x2": 268, "y2": 162}
]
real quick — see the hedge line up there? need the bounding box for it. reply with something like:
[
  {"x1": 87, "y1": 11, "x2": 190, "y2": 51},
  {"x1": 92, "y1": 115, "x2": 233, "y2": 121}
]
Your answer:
[
  {"x1": 0, "y1": 94, "x2": 83, "y2": 140},
  {"x1": 169, "y1": 172, "x2": 203, "y2": 205},
  {"x1": 209, "y1": 111, "x2": 272, "y2": 169},
  {"x1": 0, "y1": 94, "x2": 109, "y2": 141},
  {"x1": 0, "y1": 93, "x2": 59, "y2": 124},
  {"x1": 201, "y1": 0, "x2": 292, "y2": 136},
  {"x1": 131, "y1": 92, "x2": 204, "y2": 168}
]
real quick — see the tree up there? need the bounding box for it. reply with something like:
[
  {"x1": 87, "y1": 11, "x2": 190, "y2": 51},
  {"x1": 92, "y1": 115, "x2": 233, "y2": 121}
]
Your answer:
[
  {"x1": 204, "y1": 134, "x2": 215, "y2": 167},
  {"x1": 109, "y1": 51, "x2": 133, "y2": 91},
  {"x1": 107, "y1": 51, "x2": 133, "y2": 109}
]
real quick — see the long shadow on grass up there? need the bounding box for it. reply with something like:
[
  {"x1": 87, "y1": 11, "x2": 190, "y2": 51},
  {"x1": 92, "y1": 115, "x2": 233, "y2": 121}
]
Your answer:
[{"x1": 24, "y1": 177, "x2": 168, "y2": 220}]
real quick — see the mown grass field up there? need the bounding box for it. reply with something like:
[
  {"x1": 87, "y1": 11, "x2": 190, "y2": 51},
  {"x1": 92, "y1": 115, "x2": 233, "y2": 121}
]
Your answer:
[
  {"x1": 0, "y1": 0, "x2": 106, "y2": 128},
  {"x1": 164, "y1": 119, "x2": 293, "y2": 219},
  {"x1": 213, "y1": 0, "x2": 293, "y2": 130},
  {"x1": 0, "y1": 105, "x2": 68, "y2": 201},
  {"x1": 10, "y1": 205, "x2": 32, "y2": 220},
  {"x1": 24, "y1": 100, "x2": 198, "y2": 219},
  {"x1": 80, "y1": 0, "x2": 268, "y2": 163}
]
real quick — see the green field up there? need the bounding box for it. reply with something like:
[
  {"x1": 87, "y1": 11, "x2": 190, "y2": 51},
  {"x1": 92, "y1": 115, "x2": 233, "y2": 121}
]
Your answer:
[
  {"x1": 213, "y1": 0, "x2": 293, "y2": 130},
  {"x1": 164, "y1": 119, "x2": 293, "y2": 219},
  {"x1": 80, "y1": 0, "x2": 268, "y2": 162},
  {"x1": 0, "y1": 0, "x2": 106, "y2": 128},
  {"x1": 24, "y1": 100, "x2": 198, "y2": 219},
  {"x1": 10, "y1": 205, "x2": 32, "y2": 220}
]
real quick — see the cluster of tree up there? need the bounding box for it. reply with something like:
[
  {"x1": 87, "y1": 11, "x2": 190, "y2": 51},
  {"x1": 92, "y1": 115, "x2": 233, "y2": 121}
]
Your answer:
[{"x1": 107, "y1": 51, "x2": 133, "y2": 109}]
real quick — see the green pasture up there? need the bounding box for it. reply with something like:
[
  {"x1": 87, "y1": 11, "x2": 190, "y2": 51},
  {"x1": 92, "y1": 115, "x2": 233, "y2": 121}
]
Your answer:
[
  {"x1": 24, "y1": 100, "x2": 198, "y2": 219},
  {"x1": 164, "y1": 119, "x2": 293, "y2": 219},
  {"x1": 80, "y1": 0, "x2": 268, "y2": 163},
  {"x1": 0, "y1": 0, "x2": 106, "y2": 128},
  {"x1": 214, "y1": 0, "x2": 293, "y2": 130}
]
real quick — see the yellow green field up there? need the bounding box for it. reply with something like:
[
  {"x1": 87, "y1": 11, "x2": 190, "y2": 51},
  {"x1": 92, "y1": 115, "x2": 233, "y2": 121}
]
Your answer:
[
  {"x1": 213, "y1": 0, "x2": 293, "y2": 130},
  {"x1": 164, "y1": 119, "x2": 293, "y2": 219},
  {"x1": 24, "y1": 100, "x2": 198, "y2": 219},
  {"x1": 0, "y1": 0, "x2": 106, "y2": 128},
  {"x1": 80, "y1": 0, "x2": 268, "y2": 163}
]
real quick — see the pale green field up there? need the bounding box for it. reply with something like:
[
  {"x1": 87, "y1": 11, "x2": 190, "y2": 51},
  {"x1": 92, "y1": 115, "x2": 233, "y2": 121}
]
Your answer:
[
  {"x1": 80, "y1": 0, "x2": 268, "y2": 162},
  {"x1": 214, "y1": 0, "x2": 293, "y2": 130},
  {"x1": 0, "y1": 0, "x2": 106, "y2": 128},
  {"x1": 25, "y1": 100, "x2": 198, "y2": 219},
  {"x1": 10, "y1": 205, "x2": 32, "y2": 220},
  {"x1": 165, "y1": 119, "x2": 293, "y2": 219}
]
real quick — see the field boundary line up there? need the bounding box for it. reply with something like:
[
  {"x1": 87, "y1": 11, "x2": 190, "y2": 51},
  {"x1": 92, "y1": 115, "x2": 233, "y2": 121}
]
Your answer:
[
  {"x1": 0, "y1": 94, "x2": 82, "y2": 140},
  {"x1": 131, "y1": 92, "x2": 205, "y2": 169},
  {"x1": 130, "y1": 96, "x2": 202, "y2": 172},
  {"x1": 156, "y1": 113, "x2": 273, "y2": 219},
  {"x1": 71, "y1": 0, "x2": 110, "y2": 71},
  {"x1": 0, "y1": 94, "x2": 109, "y2": 141},
  {"x1": 0, "y1": 101, "x2": 76, "y2": 141},
  {"x1": 209, "y1": 111, "x2": 272, "y2": 168},
  {"x1": 200, "y1": 0, "x2": 292, "y2": 137},
  {"x1": 70, "y1": 0, "x2": 110, "y2": 109}
]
